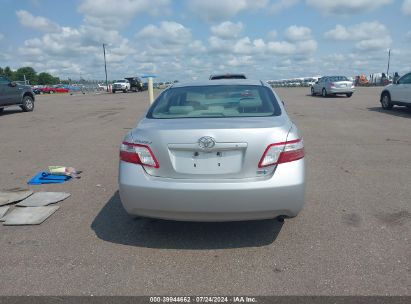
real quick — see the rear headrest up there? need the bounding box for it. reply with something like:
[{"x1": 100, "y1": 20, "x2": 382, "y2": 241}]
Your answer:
[
  {"x1": 169, "y1": 106, "x2": 194, "y2": 114},
  {"x1": 239, "y1": 98, "x2": 262, "y2": 108}
]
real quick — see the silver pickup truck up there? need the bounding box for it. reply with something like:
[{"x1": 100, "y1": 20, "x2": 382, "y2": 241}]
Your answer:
[{"x1": 0, "y1": 75, "x2": 35, "y2": 113}]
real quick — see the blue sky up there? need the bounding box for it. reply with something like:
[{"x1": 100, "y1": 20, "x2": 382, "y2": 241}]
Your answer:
[{"x1": 0, "y1": 0, "x2": 410, "y2": 81}]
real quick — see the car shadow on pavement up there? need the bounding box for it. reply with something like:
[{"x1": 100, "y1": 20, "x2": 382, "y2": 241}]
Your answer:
[
  {"x1": 91, "y1": 191, "x2": 284, "y2": 249},
  {"x1": 368, "y1": 106, "x2": 411, "y2": 118}
]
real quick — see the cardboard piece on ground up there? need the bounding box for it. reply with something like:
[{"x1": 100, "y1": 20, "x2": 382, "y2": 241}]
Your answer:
[
  {"x1": 2, "y1": 206, "x2": 59, "y2": 225},
  {"x1": 0, "y1": 206, "x2": 10, "y2": 220},
  {"x1": 16, "y1": 192, "x2": 71, "y2": 207},
  {"x1": 0, "y1": 190, "x2": 34, "y2": 206}
]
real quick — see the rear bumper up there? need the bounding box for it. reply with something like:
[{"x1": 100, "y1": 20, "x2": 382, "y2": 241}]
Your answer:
[
  {"x1": 118, "y1": 159, "x2": 306, "y2": 221},
  {"x1": 328, "y1": 87, "x2": 355, "y2": 94}
]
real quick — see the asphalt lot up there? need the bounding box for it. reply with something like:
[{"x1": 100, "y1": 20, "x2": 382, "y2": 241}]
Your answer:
[{"x1": 0, "y1": 87, "x2": 410, "y2": 296}]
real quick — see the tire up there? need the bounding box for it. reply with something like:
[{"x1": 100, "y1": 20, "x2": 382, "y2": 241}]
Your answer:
[
  {"x1": 381, "y1": 92, "x2": 393, "y2": 110},
  {"x1": 322, "y1": 88, "x2": 327, "y2": 97},
  {"x1": 49, "y1": 90, "x2": 55, "y2": 94},
  {"x1": 0, "y1": 108, "x2": 4, "y2": 114},
  {"x1": 20, "y1": 95, "x2": 34, "y2": 112},
  {"x1": 346, "y1": 93, "x2": 353, "y2": 98},
  {"x1": 112, "y1": 90, "x2": 116, "y2": 94},
  {"x1": 311, "y1": 87, "x2": 315, "y2": 96},
  {"x1": 123, "y1": 88, "x2": 128, "y2": 93}
]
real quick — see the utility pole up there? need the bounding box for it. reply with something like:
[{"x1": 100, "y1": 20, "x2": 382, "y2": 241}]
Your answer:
[
  {"x1": 103, "y1": 43, "x2": 108, "y2": 92},
  {"x1": 386, "y1": 48, "x2": 391, "y2": 77}
]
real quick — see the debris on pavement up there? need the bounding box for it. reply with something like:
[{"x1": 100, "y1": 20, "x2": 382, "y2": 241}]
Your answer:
[
  {"x1": 48, "y1": 166, "x2": 82, "y2": 178},
  {"x1": 2, "y1": 206, "x2": 60, "y2": 225},
  {"x1": 0, "y1": 190, "x2": 33, "y2": 206},
  {"x1": 27, "y1": 171, "x2": 71, "y2": 185},
  {"x1": 16, "y1": 192, "x2": 71, "y2": 207}
]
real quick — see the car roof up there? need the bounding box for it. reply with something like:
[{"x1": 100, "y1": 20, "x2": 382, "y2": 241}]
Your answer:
[{"x1": 171, "y1": 79, "x2": 264, "y2": 88}]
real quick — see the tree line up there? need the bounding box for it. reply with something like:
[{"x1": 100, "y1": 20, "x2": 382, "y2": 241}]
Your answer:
[{"x1": 0, "y1": 66, "x2": 61, "y2": 85}]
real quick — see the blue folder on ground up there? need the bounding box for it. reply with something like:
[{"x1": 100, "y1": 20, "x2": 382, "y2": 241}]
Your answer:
[{"x1": 28, "y1": 172, "x2": 71, "y2": 185}]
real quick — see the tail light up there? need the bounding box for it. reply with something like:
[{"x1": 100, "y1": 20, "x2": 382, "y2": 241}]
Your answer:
[
  {"x1": 120, "y1": 142, "x2": 159, "y2": 168},
  {"x1": 258, "y1": 139, "x2": 304, "y2": 168}
]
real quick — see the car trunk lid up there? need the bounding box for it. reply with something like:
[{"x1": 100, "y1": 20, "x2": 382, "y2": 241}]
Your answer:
[{"x1": 130, "y1": 117, "x2": 291, "y2": 179}]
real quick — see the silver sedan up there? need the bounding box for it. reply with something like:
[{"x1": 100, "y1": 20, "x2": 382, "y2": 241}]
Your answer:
[
  {"x1": 119, "y1": 80, "x2": 305, "y2": 221},
  {"x1": 311, "y1": 76, "x2": 355, "y2": 97}
]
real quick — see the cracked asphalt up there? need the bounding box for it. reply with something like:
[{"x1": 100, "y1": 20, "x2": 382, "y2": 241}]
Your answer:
[{"x1": 0, "y1": 87, "x2": 410, "y2": 295}]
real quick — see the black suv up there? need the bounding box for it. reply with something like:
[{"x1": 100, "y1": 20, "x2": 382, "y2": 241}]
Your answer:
[
  {"x1": 0, "y1": 76, "x2": 35, "y2": 113},
  {"x1": 125, "y1": 77, "x2": 144, "y2": 92}
]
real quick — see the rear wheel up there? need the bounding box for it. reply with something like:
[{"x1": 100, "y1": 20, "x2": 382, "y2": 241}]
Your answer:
[
  {"x1": 112, "y1": 90, "x2": 116, "y2": 94},
  {"x1": 20, "y1": 95, "x2": 34, "y2": 112},
  {"x1": 0, "y1": 108, "x2": 4, "y2": 114},
  {"x1": 346, "y1": 93, "x2": 353, "y2": 97},
  {"x1": 381, "y1": 92, "x2": 393, "y2": 110},
  {"x1": 322, "y1": 88, "x2": 327, "y2": 97},
  {"x1": 49, "y1": 90, "x2": 55, "y2": 94}
]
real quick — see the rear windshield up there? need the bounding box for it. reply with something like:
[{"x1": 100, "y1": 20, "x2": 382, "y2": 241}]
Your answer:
[
  {"x1": 147, "y1": 85, "x2": 282, "y2": 119},
  {"x1": 329, "y1": 76, "x2": 349, "y2": 82}
]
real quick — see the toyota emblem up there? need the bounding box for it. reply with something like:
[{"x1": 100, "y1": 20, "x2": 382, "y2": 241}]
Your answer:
[{"x1": 198, "y1": 136, "x2": 216, "y2": 150}]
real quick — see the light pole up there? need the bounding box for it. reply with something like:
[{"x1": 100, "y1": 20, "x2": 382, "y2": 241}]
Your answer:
[
  {"x1": 386, "y1": 48, "x2": 391, "y2": 77},
  {"x1": 103, "y1": 43, "x2": 108, "y2": 92}
]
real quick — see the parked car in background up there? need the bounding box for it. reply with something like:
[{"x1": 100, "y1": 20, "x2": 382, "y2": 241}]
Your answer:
[
  {"x1": 380, "y1": 71, "x2": 411, "y2": 109},
  {"x1": 311, "y1": 76, "x2": 355, "y2": 97},
  {"x1": 0, "y1": 75, "x2": 35, "y2": 113},
  {"x1": 112, "y1": 79, "x2": 131, "y2": 93},
  {"x1": 210, "y1": 73, "x2": 247, "y2": 80},
  {"x1": 35, "y1": 85, "x2": 69, "y2": 94},
  {"x1": 119, "y1": 79, "x2": 305, "y2": 221},
  {"x1": 124, "y1": 77, "x2": 143, "y2": 92}
]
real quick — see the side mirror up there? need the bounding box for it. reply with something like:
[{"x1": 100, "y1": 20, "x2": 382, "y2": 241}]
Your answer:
[{"x1": 9, "y1": 81, "x2": 17, "y2": 87}]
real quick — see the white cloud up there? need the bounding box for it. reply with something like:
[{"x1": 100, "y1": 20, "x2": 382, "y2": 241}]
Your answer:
[
  {"x1": 78, "y1": 0, "x2": 171, "y2": 29},
  {"x1": 16, "y1": 10, "x2": 60, "y2": 33},
  {"x1": 267, "y1": 41, "x2": 296, "y2": 55},
  {"x1": 403, "y1": 0, "x2": 411, "y2": 15},
  {"x1": 324, "y1": 21, "x2": 392, "y2": 50},
  {"x1": 210, "y1": 21, "x2": 244, "y2": 39},
  {"x1": 407, "y1": 31, "x2": 411, "y2": 40},
  {"x1": 137, "y1": 21, "x2": 191, "y2": 45},
  {"x1": 270, "y1": 0, "x2": 299, "y2": 13},
  {"x1": 307, "y1": 0, "x2": 392, "y2": 15},
  {"x1": 284, "y1": 25, "x2": 312, "y2": 41},
  {"x1": 226, "y1": 55, "x2": 254, "y2": 67},
  {"x1": 188, "y1": 0, "x2": 268, "y2": 22},
  {"x1": 0, "y1": 33, "x2": 4, "y2": 40}
]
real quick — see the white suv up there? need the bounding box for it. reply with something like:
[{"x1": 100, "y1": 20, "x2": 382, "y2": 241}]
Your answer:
[
  {"x1": 112, "y1": 79, "x2": 131, "y2": 93},
  {"x1": 380, "y1": 72, "x2": 411, "y2": 109}
]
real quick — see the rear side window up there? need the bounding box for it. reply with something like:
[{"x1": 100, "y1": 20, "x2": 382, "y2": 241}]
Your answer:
[
  {"x1": 147, "y1": 85, "x2": 282, "y2": 119},
  {"x1": 329, "y1": 76, "x2": 349, "y2": 82}
]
